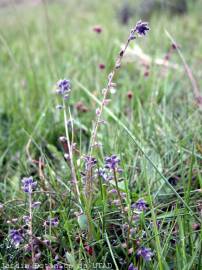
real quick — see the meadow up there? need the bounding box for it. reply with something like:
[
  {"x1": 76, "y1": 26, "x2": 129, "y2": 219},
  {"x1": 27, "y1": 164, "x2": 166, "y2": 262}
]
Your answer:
[{"x1": 0, "y1": 0, "x2": 202, "y2": 269}]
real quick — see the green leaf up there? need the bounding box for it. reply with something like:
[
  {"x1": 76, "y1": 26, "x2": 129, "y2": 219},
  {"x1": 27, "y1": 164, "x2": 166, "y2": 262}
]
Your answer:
[{"x1": 77, "y1": 214, "x2": 88, "y2": 230}]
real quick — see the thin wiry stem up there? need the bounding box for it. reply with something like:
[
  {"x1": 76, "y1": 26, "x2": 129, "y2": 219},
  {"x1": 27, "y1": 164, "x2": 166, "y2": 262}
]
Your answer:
[
  {"x1": 89, "y1": 38, "x2": 130, "y2": 155},
  {"x1": 85, "y1": 35, "x2": 132, "y2": 199},
  {"x1": 28, "y1": 192, "x2": 34, "y2": 264},
  {"x1": 63, "y1": 100, "x2": 81, "y2": 205}
]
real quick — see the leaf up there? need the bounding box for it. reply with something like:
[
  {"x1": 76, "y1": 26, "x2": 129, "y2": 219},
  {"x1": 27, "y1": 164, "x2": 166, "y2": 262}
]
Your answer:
[
  {"x1": 65, "y1": 252, "x2": 76, "y2": 267},
  {"x1": 77, "y1": 214, "x2": 88, "y2": 230}
]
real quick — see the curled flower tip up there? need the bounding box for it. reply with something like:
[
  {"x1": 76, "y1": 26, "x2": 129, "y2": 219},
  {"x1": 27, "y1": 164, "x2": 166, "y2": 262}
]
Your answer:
[
  {"x1": 137, "y1": 247, "x2": 153, "y2": 261},
  {"x1": 135, "y1": 20, "x2": 150, "y2": 36},
  {"x1": 21, "y1": 176, "x2": 37, "y2": 193}
]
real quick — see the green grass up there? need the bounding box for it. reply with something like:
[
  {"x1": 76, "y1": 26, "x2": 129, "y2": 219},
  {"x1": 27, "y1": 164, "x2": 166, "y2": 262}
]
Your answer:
[{"x1": 0, "y1": 0, "x2": 202, "y2": 269}]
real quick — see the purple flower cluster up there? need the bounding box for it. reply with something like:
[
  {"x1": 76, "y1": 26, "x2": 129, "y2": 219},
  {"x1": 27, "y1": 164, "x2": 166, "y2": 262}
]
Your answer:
[
  {"x1": 56, "y1": 79, "x2": 71, "y2": 100},
  {"x1": 21, "y1": 176, "x2": 37, "y2": 193},
  {"x1": 54, "y1": 264, "x2": 64, "y2": 270},
  {"x1": 105, "y1": 155, "x2": 121, "y2": 170},
  {"x1": 9, "y1": 229, "x2": 23, "y2": 247},
  {"x1": 83, "y1": 155, "x2": 97, "y2": 169},
  {"x1": 129, "y1": 20, "x2": 149, "y2": 40},
  {"x1": 132, "y1": 199, "x2": 147, "y2": 211},
  {"x1": 44, "y1": 217, "x2": 59, "y2": 227},
  {"x1": 137, "y1": 247, "x2": 153, "y2": 261},
  {"x1": 135, "y1": 20, "x2": 150, "y2": 36}
]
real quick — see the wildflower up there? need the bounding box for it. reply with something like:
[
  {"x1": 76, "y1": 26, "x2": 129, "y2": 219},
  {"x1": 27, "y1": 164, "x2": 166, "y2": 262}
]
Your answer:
[
  {"x1": 99, "y1": 63, "x2": 105, "y2": 70},
  {"x1": 109, "y1": 188, "x2": 118, "y2": 194},
  {"x1": 96, "y1": 108, "x2": 101, "y2": 116},
  {"x1": 44, "y1": 217, "x2": 59, "y2": 227},
  {"x1": 83, "y1": 155, "x2": 97, "y2": 169},
  {"x1": 23, "y1": 215, "x2": 30, "y2": 224},
  {"x1": 130, "y1": 227, "x2": 136, "y2": 236},
  {"x1": 123, "y1": 223, "x2": 129, "y2": 230},
  {"x1": 34, "y1": 251, "x2": 41, "y2": 261},
  {"x1": 137, "y1": 247, "x2": 153, "y2": 261},
  {"x1": 128, "y1": 263, "x2": 138, "y2": 270},
  {"x1": 97, "y1": 168, "x2": 108, "y2": 181},
  {"x1": 56, "y1": 79, "x2": 71, "y2": 99},
  {"x1": 135, "y1": 20, "x2": 149, "y2": 36},
  {"x1": 105, "y1": 155, "x2": 121, "y2": 170},
  {"x1": 172, "y1": 43, "x2": 178, "y2": 50},
  {"x1": 54, "y1": 264, "x2": 64, "y2": 270},
  {"x1": 84, "y1": 244, "x2": 93, "y2": 255},
  {"x1": 111, "y1": 199, "x2": 121, "y2": 206},
  {"x1": 21, "y1": 176, "x2": 37, "y2": 193},
  {"x1": 9, "y1": 229, "x2": 23, "y2": 247},
  {"x1": 93, "y1": 25, "x2": 102, "y2": 33},
  {"x1": 129, "y1": 20, "x2": 149, "y2": 40},
  {"x1": 127, "y1": 91, "x2": 133, "y2": 100},
  {"x1": 132, "y1": 198, "x2": 147, "y2": 211}
]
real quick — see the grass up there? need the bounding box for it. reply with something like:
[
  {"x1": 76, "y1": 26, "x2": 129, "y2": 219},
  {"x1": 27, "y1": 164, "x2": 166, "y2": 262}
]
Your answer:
[{"x1": 0, "y1": 0, "x2": 202, "y2": 269}]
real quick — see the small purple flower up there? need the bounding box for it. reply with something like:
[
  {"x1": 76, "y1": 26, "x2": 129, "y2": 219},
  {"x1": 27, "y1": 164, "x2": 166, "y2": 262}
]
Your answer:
[
  {"x1": 44, "y1": 217, "x2": 59, "y2": 227},
  {"x1": 137, "y1": 247, "x2": 153, "y2": 261},
  {"x1": 83, "y1": 155, "x2": 97, "y2": 169},
  {"x1": 135, "y1": 20, "x2": 149, "y2": 36},
  {"x1": 109, "y1": 188, "x2": 117, "y2": 194},
  {"x1": 9, "y1": 229, "x2": 23, "y2": 247},
  {"x1": 128, "y1": 263, "x2": 138, "y2": 270},
  {"x1": 111, "y1": 199, "x2": 120, "y2": 206},
  {"x1": 23, "y1": 215, "x2": 30, "y2": 224},
  {"x1": 132, "y1": 199, "x2": 147, "y2": 211},
  {"x1": 21, "y1": 176, "x2": 37, "y2": 193},
  {"x1": 97, "y1": 168, "x2": 108, "y2": 181},
  {"x1": 130, "y1": 227, "x2": 136, "y2": 236},
  {"x1": 105, "y1": 155, "x2": 121, "y2": 170},
  {"x1": 56, "y1": 79, "x2": 71, "y2": 99},
  {"x1": 54, "y1": 264, "x2": 64, "y2": 270}
]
